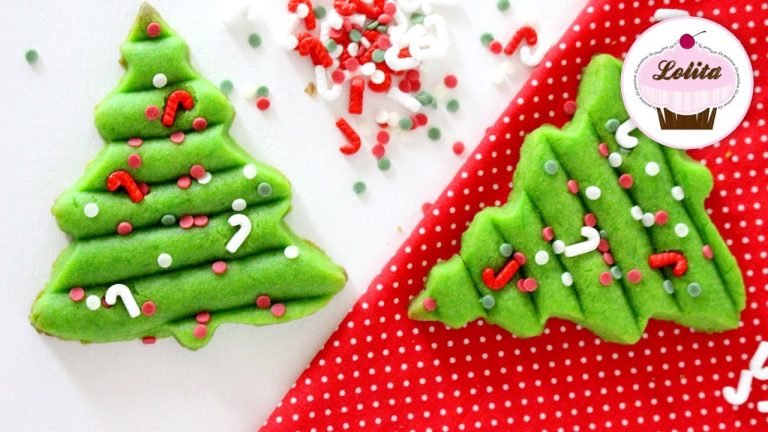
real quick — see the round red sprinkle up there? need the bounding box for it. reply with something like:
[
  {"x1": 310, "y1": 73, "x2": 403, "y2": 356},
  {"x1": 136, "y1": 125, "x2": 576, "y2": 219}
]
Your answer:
[
  {"x1": 189, "y1": 164, "x2": 206, "y2": 179},
  {"x1": 452, "y1": 141, "x2": 465, "y2": 155},
  {"x1": 422, "y1": 297, "x2": 437, "y2": 312},
  {"x1": 344, "y1": 58, "x2": 360, "y2": 71},
  {"x1": 128, "y1": 137, "x2": 143, "y2": 147},
  {"x1": 256, "y1": 295, "x2": 272, "y2": 309},
  {"x1": 618, "y1": 173, "x2": 634, "y2": 189},
  {"x1": 602, "y1": 252, "x2": 614, "y2": 265},
  {"x1": 444, "y1": 74, "x2": 458, "y2": 89},
  {"x1": 627, "y1": 269, "x2": 643, "y2": 284},
  {"x1": 398, "y1": 79, "x2": 412, "y2": 93},
  {"x1": 117, "y1": 221, "x2": 133, "y2": 235},
  {"x1": 177, "y1": 175, "x2": 192, "y2": 189},
  {"x1": 383, "y1": 2, "x2": 397, "y2": 14},
  {"x1": 583, "y1": 213, "x2": 597, "y2": 227},
  {"x1": 421, "y1": 202, "x2": 432, "y2": 214},
  {"x1": 414, "y1": 113, "x2": 428, "y2": 126},
  {"x1": 193, "y1": 324, "x2": 208, "y2": 339},
  {"x1": 271, "y1": 303, "x2": 287, "y2": 317},
  {"x1": 378, "y1": 35, "x2": 392, "y2": 50},
  {"x1": 141, "y1": 301, "x2": 156, "y2": 316},
  {"x1": 654, "y1": 210, "x2": 669, "y2": 225},
  {"x1": 378, "y1": 13, "x2": 393, "y2": 24},
  {"x1": 127, "y1": 153, "x2": 142, "y2": 169},
  {"x1": 542, "y1": 226, "x2": 554, "y2": 241},
  {"x1": 196, "y1": 311, "x2": 211, "y2": 324},
  {"x1": 513, "y1": 252, "x2": 526, "y2": 265},
  {"x1": 211, "y1": 261, "x2": 228, "y2": 275},
  {"x1": 702, "y1": 244, "x2": 714, "y2": 260},
  {"x1": 145, "y1": 105, "x2": 160, "y2": 121},
  {"x1": 599, "y1": 272, "x2": 613, "y2": 286},
  {"x1": 102, "y1": 297, "x2": 112, "y2": 308},
  {"x1": 405, "y1": 69, "x2": 420, "y2": 82},
  {"x1": 372, "y1": 144, "x2": 386, "y2": 159},
  {"x1": 331, "y1": 69, "x2": 346, "y2": 84},
  {"x1": 489, "y1": 40, "x2": 503, "y2": 54},
  {"x1": 170, "y1": 131, "x2": 185, "y2": 144},
  {"x1": 517, "y1": 279, "x2": 525, "y2": 291},
  {"x1": 179, "y1": 214, "x2": 194, "y2": 229},
  {"x1": 256, "y1": 97, "x2": 271, "y2": 111},
  {"x1": 376, "y1": 130, "x2": 390, "y2": 144},
  {"x1": 597, "y1": 143, "x2": 609, "y2": 157},
  {"x1": 193, "y1": 215, "x2": 209, "y2": 227},
  {"x1": 522, "y1": 278, "x2": 538, "y2": 292},
  {"x1": 142, "y1": 336, "x2": 156, "y2": 344},
  {"x1": 567, "y1": 179, "x2": 579, "y2": 194},
  {"x1": 69, "y1": 287, "x2": 85, "y2": 302},
  {"x1": 410, "y1": 80, "x2": 422, "y2": 92},
  {"x1": 598, "y1": 238, "x2": 610, "y2": 253},
  {"x1": 563, "y1": 100, "x2": 577, "y2": 115},
  {"x1": 146, "y1": 22, "x2": 161, "y2": 38},
  {"x1": 192, "y1": 117, "x2": 208, "y2": 131}
]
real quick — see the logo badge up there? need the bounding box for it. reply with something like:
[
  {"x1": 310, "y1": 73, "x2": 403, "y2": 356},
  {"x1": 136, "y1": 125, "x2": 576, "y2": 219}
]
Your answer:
[{"x1": 621, "y1": 17, "x2": 753, "y2": 149}]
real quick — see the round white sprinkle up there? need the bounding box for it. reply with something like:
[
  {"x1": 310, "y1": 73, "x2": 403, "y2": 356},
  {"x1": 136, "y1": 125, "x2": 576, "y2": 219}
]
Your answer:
[
  {"x1": 534, "y1": 250, "x2": 549, "y2": 265},
  {"x1": 243, "y1": 164, "x2": 258, "y2": 179},
  {"x1": 86, "y1": 295, "x2": 101, "y2": 310},
  {"x1": 374, "y1": 110, "x2": 389, "y2": 124},
  {"x1": 675, "y1": 223, "x2": 690, "y2": 238},
  {"x1": 645, "y1": 162, "x2": 660, "y2": 176},
  {"x1": 561, "y1": 272, "x2": 574, "y2": 287},
  {"x1": 641, "y1": 212, "x2": 655, "y2": 227},
  {"x1": 232, "y1": 198, "x2": 247, "y2": 212},
  {"x1": 84, "y1": 203, "x2": 99, "y2": 218},
  {"x1": 152, "y1": 73, "x2": 168, "y2": 88},
  {"x1": 284, "y1": 245, "x2": 300, "y2": 259},
  {"x1": 671, "y1": 186, "x2": 685, "y2": 201},
  {"x1": 585, "y1": 186, "x2": 602, "y2": 200},
  {"x1": 630, "y1": 206, "x2": 643, "y2": 221},
  {"x1": 296, "y1": 3, "x2": 310, "y2": 18},
  {"x1": 197, "y1": 172, "x2": 212, "y2": 185},
  {"x1": 157, "y1": 253, "x2": 173, "y2": 268},
  {"x1": 608, "y1": 152, "x2": 623, "y2": 168},
  {"x1": 552, "y1": 240, "x2": 566, "y2": 255}
]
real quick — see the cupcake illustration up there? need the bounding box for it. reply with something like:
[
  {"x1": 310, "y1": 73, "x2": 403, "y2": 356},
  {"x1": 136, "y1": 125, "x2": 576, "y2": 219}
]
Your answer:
[{"x1": 636, "y1": 32, "x2": 738, "y2": 130}]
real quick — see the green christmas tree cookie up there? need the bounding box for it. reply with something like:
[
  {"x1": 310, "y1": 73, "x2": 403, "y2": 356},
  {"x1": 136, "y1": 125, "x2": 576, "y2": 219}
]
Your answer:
[
  {"x1": 408, "y1": 55, "x2": 745, "y2": 344},
  {"x1": 30, "y1": 4, "x2": 346, "y2": 350}
]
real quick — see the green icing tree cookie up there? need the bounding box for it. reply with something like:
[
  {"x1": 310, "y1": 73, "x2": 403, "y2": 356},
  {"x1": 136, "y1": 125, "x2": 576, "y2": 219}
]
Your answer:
[
  {"x1": 30, "y1": 4, "x2": 346, "y2": 350},
  {"x1": 408, "y1": 55, "x2": 745, "y2": 344}
]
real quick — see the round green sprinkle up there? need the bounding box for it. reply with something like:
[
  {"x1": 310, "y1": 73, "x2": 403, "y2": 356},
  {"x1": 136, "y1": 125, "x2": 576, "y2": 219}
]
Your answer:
[
  {"x1": 481, "y1": 33, "x2": 495, "y2": 47},
  {"x1": 25, "y1": 49, "x2": 39, "y2": 64},
  {"x1": 663, "y1": 279, "x2": 675, "y2": 294},
  {"x1": 605, "y1": 118, "x2": 620, "y2": 132},
  {"x1": 410, "y1": 13, "x2": 425, "y2": 25},
  {"x1": 257, "y1": 182, "x2": 273, "y2": 197},
  {"x1": 427, "y1": 127, "x2": 441, "y2": 141},
  {"x1": 610, "y1": 266, "x2": 623, "y2": 280},
  {"x1": 377, "y1": 25, "x2": 388, "y2": 32},
  {"x1": 687, "y1": 282, "x2": 702, "y2": 297},
  {"x1": 326, "y1": 40, "x2": 338, "y2": 52},
  {"x1": 314, "y1": 6, "x2": 327, "y2": 19},
  {"x1": 256, "y1": 85, "x2": 270, "y2": 98},
  {"x1": 416, "y1": 91, "x2": 434, "y2": 106},
  {"x1": 543, "y1": 160, "x2": 558, "y2": 175},
  {"x1": 497, "y1": 0, "x2": 511, "y2": 11},
  {"x1": 219, "y1": 79, "x2": 234, "y2": 95},
  {"x1": 398, "y1": 117, "x2": 413, "y2": 130},
  {"x1": 372, "y1": 49, "x2": 386, "y2": 63},
  {"x1": 499, "y1": 243, "x2": 513, "y2": 257},
  {"x1": 349, "y1": 29, "x2": 362, "y2": 42},
  {"x1": 446, "y1": 99, "x2": 460, "y2": 113},
  {"x1": 248, "y1": 33, "x2": 262, "y2": 48},
  {"x1": 353, "y1": 181, "x2": 366, "y2": 194},
  {"x1": 481, "y1": 295, "x2": 496, "y2": 310},
  {"x1": 161, "y1": 214, "x2": 176, "y2": 226},
  {"x1": 377, "y1": 157, "x2": 392, "y2": 171}
]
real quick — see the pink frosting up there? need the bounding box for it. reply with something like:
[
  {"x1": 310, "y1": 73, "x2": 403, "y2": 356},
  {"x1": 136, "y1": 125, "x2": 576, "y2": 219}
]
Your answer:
[{"x1": 636, "y1": 43, "x2": 736, "y2": 114}]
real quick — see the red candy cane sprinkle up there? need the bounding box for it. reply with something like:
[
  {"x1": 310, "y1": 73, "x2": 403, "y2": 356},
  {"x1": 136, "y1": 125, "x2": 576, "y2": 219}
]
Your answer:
[
  {"x1": 648, "y1": 251, "x2": 688, "y2": 277},
  {"x1": 503, "y1": 26, "x2": 538, "y2": 55},
  {"x1": 482, "y1": 258, "x2": 521, "y2": 290},
  {"x1": 162, "y1": 90, "x2": 195, "y2": 127},
  {"x1": 349, "y1": 76, "x2": 365, "y2": 114},
  {"x1": 336, "y1": 118, "x2": 362, "y2": 155},
  {"x1": 106, "y1": 170, "x2": 145, "y2": 203}
]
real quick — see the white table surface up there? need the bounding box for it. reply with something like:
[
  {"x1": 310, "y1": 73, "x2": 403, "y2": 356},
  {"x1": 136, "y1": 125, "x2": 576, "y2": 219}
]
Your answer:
[{"x1": 0, "y1": 1, "x2": 586, "y2": 430}]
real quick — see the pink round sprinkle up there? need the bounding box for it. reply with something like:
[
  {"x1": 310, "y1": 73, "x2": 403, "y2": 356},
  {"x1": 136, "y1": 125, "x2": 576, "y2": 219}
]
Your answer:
[
  {"x1": 189, "y1": 164, "x2": 206, "y2": 179},
  {"x1": 117, "y1": 221, "x2": 133, "y2": 235},
  {"x1": 583, "y1": 213, "x2": 597, "y2": 227},
  {"x1": 193, "y1": 324, "x2": 208, "y2": 339},
  {"x1": 69, "y1": 287, "x2": 85, "y2": 302},
  {"x1": 377, "y1": 35, "x2": 392, "y2": 50},
  {"x1": 421, "y1": 202, "x2": 432, "y2": 215},
  {"x1": 179, "y1": 214, "x2": 194, "y2": 229},
  {"x1": 563, "y1": 100, "x2": 577, "y2": 115},
  {"x1": 256, "y1": 295, "x2": 272, "y2": 309},
  {"x1": 627, "y1": 269, "x2": 643, "y2": 284},
  {"x1": 513, "y1": 252, "x2": 526, "y2": 266},
  {"x1": 378, "y1": 13, "x2": 392, "y2": 24},
  {"x1": 702, "y1": 244, "x2": 714, "y2": 260},
  {"x1": 599, "y1": 272, "x2": 613, "y2": 286},
  {"x1": 541, "y1": 226, "x2": 555, "y2": 241},
  {"x1": 139, "y1": 183, "x2": 150, "y2": 196},
  {"x1": 516, "y1": 279, "x2": 525, "y2": 291},
  {"x1": 193, "y1": 215, "x2": 209, "y2": 227},
  {"x1": 344, "y1": 58, "x2": 360, "y2": 71},
  {"x1": 618, "y1": 174, "x2": 634, "y2": 189},
  {"x1": 177, "y1": 175, "x2": 192, "y2": 189},
  {"x1": 654, "y1": 210, "x2": 669, "y2": 225},
  {"x1": 196, "y1": 311, "x2": 211, "y2": 324},
  {"x1": 256, "y1": 97, "x2": 271, "y2": 111},
  {"x1": 597, "y1": 143, "x2": 609, "y2": 157},
  {"x1": 146, "y1": 22, "x2": 161, "y2": 38},
  {"x1": 383, "y1": 2, "x2": 397, "y2": 14},
  {"x1": 372, "y1": 144, "x2": 386, "y2": 159},
  {"x1": 376, "y1": 130, "x2": 390, "y2": 144},
  {"x1": 141, "y1": 301, "x2": 156, "y2": 316},
  {"x1": 127, "y1": 153, "x2": 142, "y2": 169},
  {"x1": 598, "y1": 238, "x2": 610, "y2": 253},
  {"x1": 452, "y1": 141, "x2": 465, "y2": 155},
  {"x1": 127, "y1": 137, "x2": 143, "y2": 147},
  {"x1": 142, "y1": 336, "x2": 156, "y2": 344},
  {"x1": 145, "y1": 105, "x2": 160, "y2": 121},
  {"x1": 522, "y1": 278, "x2": 538, "y2": 292},
  {"x1": 331, "y1": 69, "x2": 346, "y2": 84},
  {"x1": 422, "y1": 297, "x2": 437, "y2": 312},
  {"x1": 170, "y1": 131, "x2": 186, "y2": 144},
  {"x1": 444, "y1": 74, "x2": 458, "y2": 89},
  {"x1": 192, "y1": 117, "x2": 208, "y2": 131},
  {"x1": 211, "y1": 260, "x2": 228, "y2": 275},
  {"x1": 602, "y1": 252, "x2": 614, "y2": 266},
  {"x1": 271, "y1": 303, "x2": 287, "y2": 317},
  {"x1": 567, "y1": 179, "x2": 579, "y2": 194}
]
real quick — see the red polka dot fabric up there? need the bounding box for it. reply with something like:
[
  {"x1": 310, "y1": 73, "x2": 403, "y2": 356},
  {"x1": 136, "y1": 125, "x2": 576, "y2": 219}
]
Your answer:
[{"x1": 262, "y1": 1, "x2": 768, "y2": 430}]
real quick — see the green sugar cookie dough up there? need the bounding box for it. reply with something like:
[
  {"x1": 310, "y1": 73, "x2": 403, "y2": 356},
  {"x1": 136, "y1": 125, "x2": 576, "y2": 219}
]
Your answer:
[
  {"x1": 29, "y1": 4, "x2": 346, "y2": 350},
  {"x1": 408, "y1": 55, "x2": 744, "y2": 344}
]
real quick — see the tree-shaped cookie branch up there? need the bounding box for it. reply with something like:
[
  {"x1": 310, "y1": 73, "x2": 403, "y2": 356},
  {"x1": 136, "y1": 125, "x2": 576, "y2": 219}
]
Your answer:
[
  {"x1": 409, "y1": 55, "x2": 744, "y2": 344},
  {"x1": 30, "y1": 4, "x2": 346, "y2": 350}
]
